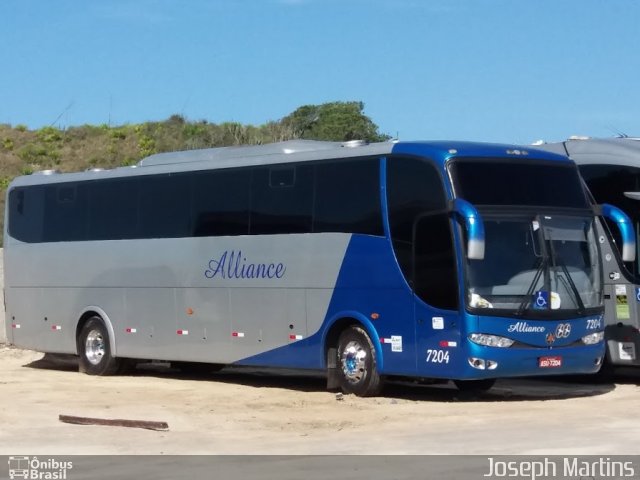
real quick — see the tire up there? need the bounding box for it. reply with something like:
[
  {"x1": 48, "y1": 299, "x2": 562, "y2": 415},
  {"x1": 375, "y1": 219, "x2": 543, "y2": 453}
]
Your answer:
[
  {"x1": 77, "y1": 317, "x2": 122, "y2": 375},
  {"x1": 593, "y1": 355, "x2": 615, "y2": 382},
  {"x1": 453, "y1": 378, "x2": 496, "y2": 392},
  {"x1": 336, "y1": 325, "x2": 383, "y2": 397}
]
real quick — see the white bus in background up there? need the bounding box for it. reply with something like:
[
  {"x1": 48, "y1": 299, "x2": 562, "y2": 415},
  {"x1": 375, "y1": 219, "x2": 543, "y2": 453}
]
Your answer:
[{"x1": 537, "y1": 137, "x2": 640, "y2": 370}]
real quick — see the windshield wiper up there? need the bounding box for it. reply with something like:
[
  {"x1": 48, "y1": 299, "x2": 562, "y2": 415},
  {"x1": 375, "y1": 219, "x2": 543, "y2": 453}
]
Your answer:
[
  {"x1": 515, "y1": 257, "x2": 546, "y2": 316},
  {"x1": 554, "y1": 259, "x2": 586, "y2": 315},
  {"x1": 546, "y1": 237, "x2": 587, "y2": 315}
]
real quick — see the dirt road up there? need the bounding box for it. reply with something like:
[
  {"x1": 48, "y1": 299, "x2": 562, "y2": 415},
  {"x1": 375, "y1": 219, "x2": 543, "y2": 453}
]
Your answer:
[{"x1": 0, "y1": 346, "x2": 638, "y2": 455}]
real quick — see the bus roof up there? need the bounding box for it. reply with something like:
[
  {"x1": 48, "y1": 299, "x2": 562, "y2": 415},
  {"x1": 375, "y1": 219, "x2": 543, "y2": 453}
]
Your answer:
[
  {"x1": 9, "y1": 139, "x2": 572, "y2": 188},
  {"x1": 536, "y1": 137, "x2": 640, "y2": 167}
]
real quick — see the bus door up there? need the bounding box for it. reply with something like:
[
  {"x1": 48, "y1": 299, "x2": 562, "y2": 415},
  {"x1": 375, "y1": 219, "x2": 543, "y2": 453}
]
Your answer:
[
  {"x1": 385, "y1": 155, "x2": 463, "y2": 376},
  {"x1": 412, "y1": 212, "x2": 462, "y2": 377}
]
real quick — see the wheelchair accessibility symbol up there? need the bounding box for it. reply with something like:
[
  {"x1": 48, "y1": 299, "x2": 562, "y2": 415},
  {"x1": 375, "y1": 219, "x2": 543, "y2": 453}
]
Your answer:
[
  {"x1": 533, "y1": 291, "x2": 549, "y2": 310},
  {"x1": 636, "y1": 287, "x2": 640, "y2": 303}
]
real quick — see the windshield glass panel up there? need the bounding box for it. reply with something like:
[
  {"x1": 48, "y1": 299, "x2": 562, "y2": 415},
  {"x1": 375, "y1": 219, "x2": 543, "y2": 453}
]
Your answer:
[
  {"x1": 450, "y1": 159, "x2": 589, "y2": 208},
  {"x1": 466, "y1": 214, "x2": 602, "y2": 317},
  {"x1": 580, "y1": 164, "x2": 640, "y2": 279}
]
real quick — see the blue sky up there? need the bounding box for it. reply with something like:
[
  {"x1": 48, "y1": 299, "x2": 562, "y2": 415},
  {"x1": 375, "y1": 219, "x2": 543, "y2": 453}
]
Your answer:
[{"x1": 1, "y1": 0, "x2": 639, "y2": 144}]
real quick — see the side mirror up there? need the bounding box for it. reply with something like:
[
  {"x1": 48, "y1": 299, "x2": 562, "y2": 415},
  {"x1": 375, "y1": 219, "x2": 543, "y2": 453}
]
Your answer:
[
  {"x1": 452, "y1": 198, "x2": 485, "y2": 260},
  {"x1": 597, "y1": 203, "x2": 636, "y2": 262}
]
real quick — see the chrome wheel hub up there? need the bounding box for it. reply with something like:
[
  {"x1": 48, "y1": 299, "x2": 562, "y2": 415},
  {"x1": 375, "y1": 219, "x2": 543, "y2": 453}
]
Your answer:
[
  {"x1": 340, "y1": 340, "x2": 367, "y2": 383},
  {"x1": 85, "y1": 330, "x2": 105, "y2": 365}
]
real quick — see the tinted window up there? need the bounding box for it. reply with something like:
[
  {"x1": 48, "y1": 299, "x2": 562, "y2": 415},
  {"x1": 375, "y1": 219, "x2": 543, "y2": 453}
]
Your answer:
[
  {"x1": 8, "y1": 187, "x2": 45, "y2": 243},
  {"x1": 450, "y1": 159, "x2": 589, "y2": 208},
  {"x1": 86, "y1": 178, "x2": 139, "y2": 240},
  {"x1": 581, "y1": 164, "x2": 640, "y2": 277},
  {"x1": 414, "y1": 213, "x2": 458, "y2": 309},
  {"x1": 387, "y1": 156, "x2": 447, "y2": 244},
  {"x1": 387, "y1": 156, "x2": 447, "y2": 288},
  {"x1": 43, "y1": 184, "x2": 88, "y2": 242},
  {"x1": 7, "y1": 158, "x2": 385, "y2": 243},
  {"x1": 270, "y1": 167, "x2": 295, "y2": 187},
  {"x1": 250, "y1": 166, "x2": 313, "y2": 234},
  {"x1": 580, "y1": 164, "x2": 640, "y2": 212},
  {"x1": 314, "y1": 159, "x2": 383, "y2": 235},
  {"x1": 139, "y1": 174, "x2": 191, "y2": 238},
  {"x1": 193, "y1": 169, "x2": 250, "y2": 236}
]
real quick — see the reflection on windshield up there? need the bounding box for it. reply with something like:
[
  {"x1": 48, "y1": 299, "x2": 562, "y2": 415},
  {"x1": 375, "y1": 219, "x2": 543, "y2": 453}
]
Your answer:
[{"x1": 466, "y1": 215, "x2": 602, "y2": 316}]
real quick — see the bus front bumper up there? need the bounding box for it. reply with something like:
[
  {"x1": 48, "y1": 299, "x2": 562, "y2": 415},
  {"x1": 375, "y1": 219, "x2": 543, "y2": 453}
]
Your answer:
[{"x1": 453, "y1": 342, "x2": 606, "y2": 380}]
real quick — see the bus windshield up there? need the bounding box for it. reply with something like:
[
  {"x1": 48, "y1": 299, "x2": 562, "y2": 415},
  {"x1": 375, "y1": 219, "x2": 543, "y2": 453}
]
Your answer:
[
  {"x1": 581, "y1": 163, "x2": 640, "y2": 281},
  {"x1": 464, "y1": 214, "x2": 602, "y2": 317},
  {"x1": 448, "y1": 157, "x2": 601, "y2": 317},
  {"x1": 448, "y1": 158, "x2": 590, "y2": 209}
]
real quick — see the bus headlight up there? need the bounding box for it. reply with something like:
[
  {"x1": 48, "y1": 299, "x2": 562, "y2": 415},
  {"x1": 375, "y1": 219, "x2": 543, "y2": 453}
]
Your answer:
[
  {"x1": 469, "y1": 333, "x2": 515, "y2": 348},
  {"x1": 581, "y1": 331, "x2": 604, "y2": 345}
]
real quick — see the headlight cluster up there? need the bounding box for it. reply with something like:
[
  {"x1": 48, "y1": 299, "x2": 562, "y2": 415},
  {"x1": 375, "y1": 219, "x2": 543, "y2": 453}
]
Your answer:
[
  {"x1": 469, "y1": 333, "x2": 514, "y2": 348},
  {"x1": 581, "y1": 331, "x2": 604, "y2": 345}
]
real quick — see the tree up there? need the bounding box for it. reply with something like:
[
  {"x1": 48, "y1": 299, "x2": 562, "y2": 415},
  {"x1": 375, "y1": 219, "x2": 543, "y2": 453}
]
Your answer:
[{"x1": 281, "y1": 101, "x2": 390, "y2": 142}]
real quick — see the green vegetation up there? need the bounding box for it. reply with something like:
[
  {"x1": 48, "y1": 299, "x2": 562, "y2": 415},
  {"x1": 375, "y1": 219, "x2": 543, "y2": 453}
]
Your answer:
[
  {"x1": 281, "y1": 101, "x2": 387, "y2": 142},
  {"x1": 0, "y1": 101, "x2": 389, "y2": 242}
]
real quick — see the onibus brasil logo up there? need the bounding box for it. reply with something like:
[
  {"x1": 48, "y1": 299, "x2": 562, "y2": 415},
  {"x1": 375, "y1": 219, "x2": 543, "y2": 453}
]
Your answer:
[{"x1": 8, "y1": 456, "x2": 73, "y2": 480}]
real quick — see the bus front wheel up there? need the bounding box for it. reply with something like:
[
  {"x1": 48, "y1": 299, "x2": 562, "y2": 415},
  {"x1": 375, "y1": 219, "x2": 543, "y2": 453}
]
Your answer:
[
  {"x1": 78, "y1": 317, "x2": 122, "y2": 375},
  {"x1": 336, "y1": 326, "x2": 383, "y2": 397}
]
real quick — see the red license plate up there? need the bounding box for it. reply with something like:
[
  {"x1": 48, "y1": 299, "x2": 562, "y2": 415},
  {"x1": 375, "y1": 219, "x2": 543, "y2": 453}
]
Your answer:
[{"x1": 538, "y1": 356, "x2": 562, "y2": 368}]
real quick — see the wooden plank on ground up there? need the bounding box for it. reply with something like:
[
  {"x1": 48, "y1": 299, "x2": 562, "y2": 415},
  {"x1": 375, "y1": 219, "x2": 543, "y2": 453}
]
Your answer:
[{"x1": 59, "y1": 414, "x2": 169, "y2": 431}]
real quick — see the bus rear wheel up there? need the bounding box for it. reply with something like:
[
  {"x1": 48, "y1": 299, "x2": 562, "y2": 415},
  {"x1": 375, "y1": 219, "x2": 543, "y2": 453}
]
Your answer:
[
  {"x1": 78, "y1": 317, "x2": 122, "y2": 375},
  {"x1": 337, "y1": 326, "x2": 383, "y2": 397}
]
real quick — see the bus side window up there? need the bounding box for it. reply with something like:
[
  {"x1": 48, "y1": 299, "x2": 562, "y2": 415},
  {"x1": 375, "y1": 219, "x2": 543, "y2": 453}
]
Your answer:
[
  {"x1": 192, "y1": 169, "x2": 250, "y2": 237},
  {"x1": 8, "y1": 187, "x2": 45, "y2": 243},
  {"x1": 16, "y1": 189, "x2": 25, "y2": 214},
  {"x1": 313, "y1": 159, "x2": 383, "y2": 236},
  {"x1": 269, "y1": 167, "x2": 295, "y2": 187},
  {"x1": 250, "y1": 165, "x2": 313, "y2": 235},
  {"x1": 139, "y1": 174, "x2": 191, "y2": 238},
  {"x1": 87, "y1": 178, "x2": 139, "y2": 240},
  {"x1": 43, "y1": 184, "x2": 88, "y2": 242}
]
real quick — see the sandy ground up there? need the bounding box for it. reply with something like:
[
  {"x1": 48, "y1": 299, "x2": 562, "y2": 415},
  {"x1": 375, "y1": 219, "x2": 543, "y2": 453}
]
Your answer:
[{"x1": 0, "y1": 345, "x2": 639, "y2": 455}]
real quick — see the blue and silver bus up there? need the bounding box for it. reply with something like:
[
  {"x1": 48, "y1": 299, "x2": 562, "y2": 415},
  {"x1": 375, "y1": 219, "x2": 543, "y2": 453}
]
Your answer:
[
  {"x1": 538, "y1": 137, "x2": 640, "y2": 370},
  {"x1": 4, "y1": 140, "x2": 632, "y2": 396}
]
